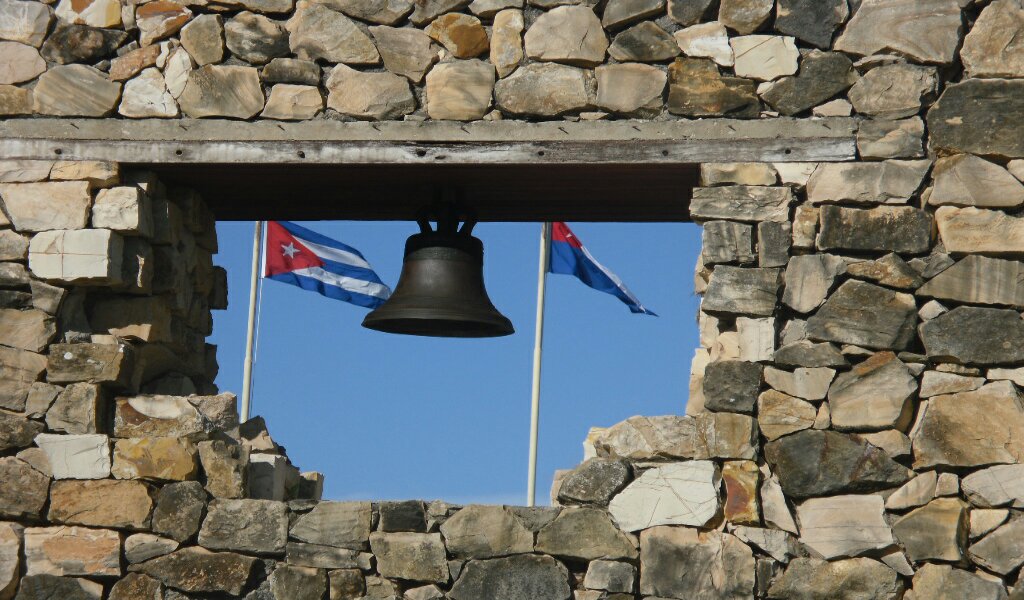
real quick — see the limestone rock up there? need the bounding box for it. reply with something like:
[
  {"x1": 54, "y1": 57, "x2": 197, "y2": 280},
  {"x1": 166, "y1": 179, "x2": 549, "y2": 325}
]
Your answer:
[
  {"x1": 536, "y1": 506, "x2": 636, "y2": 560},
  {"x1": 34, "y1": 433, "x2": 110, "y2": 479},
  {"x1": 524, "y1": 5, "x2": 606, "y2": 67},
  {"x1": 109, "y1": 573, "x2": 163, "y2": 600},
  {"x1": 179, "y1": 65, "x2": 263, "y2": 118},
  {"x1": 908, "y1": 564, "x2": 1008, "y2": 600},
  {"x1": 817, "y1": 205, "x2": 932, "y2": 255},
  {"x1": 667, "y1": 57, "x2": 759, "y2": 118},
  {"x1": 262, "y1": 57, "x2": 319, "y2": 85},
  {"x1": 827, "y1": 352, "x2": 915, "y2": 432},
  {"x1": 703, "y1": 360, "x2": 762, "y2": 414},
  {"x1": 911, "y1": 381, "x2": 1024, "y2": 468},
  {"x1": 758, "y1": 390, "x2": 816, "y2": 440},
  {"x1": 163, "y1": 48, "x2": 193, "y2": 99},
  {"x1": 0, "y1": 310, "x2": 51, "y2": 355},
  {"x1": 286, "y1": 3, "x2": 379, "y2": 64},
  {"x1": 268, "y1": 565, "x2": 327, "y2": 600},
  {"x1": 136, "y1": 1, "x2": 190, "y2": 46},
  {"x1": 807, "y1": 160, "x2": 930, "y2": 206},
  {"x1": 761, "y1": 50, "x2": 857, "y2": 116},
  {"x1": 199, "y1": 499, "x2": 287, "y2": 555},
  {"x1": 885, "y1": 471, "x2": 937, "y2": 512},
  {"x1": 806, "y1": 280, "x2": 917, "y2": 351},
  {"x1": 327, "y1": 569, "x2": 365, "y2": 599},
  {"x1": 152, "y1": 481, "x2": 206, "y2": 542},
  {"x1": 125, "y1": 533, "x2": 178, "y2": 564},
  {"x1": 608, "y1": 21, "x2": 678, "y2": 63},
  {"x1": 494, "y1": 62, "x2": 591, "y2": 116},
  {"x1": 0, "y1": 42, "x2": 43, "y2": 84},
  {"x1": 49, "y1": 480, "x2": 152, "y2": 530},
  {"x1": 261, "y1": 84, "x2": 322, "y2": 120},
  {"x1": 846, "y1": 254, "x2": 922, "y2": 290},
  {"x1": 286, "y1": 542, "x2": 368, "y2": 569},
  {"x1": 371, "y1": 26, "x2": 438, "y2": 83},
  {"x1": 969, "y1": 518, "x2": 1024, "y2": 575},
  {"x1": 732, "y1": 526, "x2": 797, "y2": 563},
  {"x1": 0, "y1": 413, "x2": 41, "y2": 454},
  {"x1": 112, "y1": 437, "x2": 198, "y2": 481},
  {"x1": 718, "y1": 0, "x2": 772, "y2": 34},
  {"x1": 892, "y1": 498, "x2": 967, "y2": 563},
  {"x1": 583, "y1": 560, "x2": 634, "y2": 593},
  {"x1": 369, "y1": 533, "x2": 448, "y2": 583},
  {"x1": 595, "y1": 62, "x2": 665, "y2": 116},
  {"x1": 767, "y1": 557, "x2": 902, "y2": 600},
  {"x1": 919, "y1": 370, "x2": 983, "y2": 398},
  {"x1": 290, "y1": 501, "x2": 371, "y2": 550},
  {"x1": 930, "y1": 154, "x2": 1024, "y2": 209},
  {"x1": 921, "y1": 307, "x2": 1024, "y2": 366},
  {"x1": 849, "y1": 65, "x2": 937, "y2": 119},
  {"x1": 971, "y1": 510, "x2": 1010, "y2": 540},
  {"x1": 782, "y1": 254, "x2": 844, "y2": 314},
  {"x1": 962, "y1": 464, "x2": 1024, "y2": 508},
  {"x1": 0, "y1": 522, "x2": 21, "y2": 600},
  {"x1": 180, "y1": 14, "x2": 224, "y2": 66},
  {"x1": 132, "y1": 547, "x2": 257, "y2": 595},
  {"x1": 31, "y1": 65, "x2": 121, "y2": 117},
  {"x1": 736, "y1": 316, "x2": 775, "y2": 361},
  {"x1": 108, "y1": 45, "x2": 162, "y2": 82},
  {"x1": 857, "y1": 117, "x2": 925, "y2": 159},
  {"x1": 702, "y1": 266, "x2": 782, "y2": 317},
  {"x1": 602, "y1": 0, "x2": 662, "y2": 29},
  {"x1": 936, "y1": 205, "x2": 1024, "y2": 254},
  {"x1": 225, "y1": 11, "x2": 288, "y2": 65},
  {"x1": 774, "y1": 0, "x2": 848, "y2": 48},
  {"x1": 723, "y1": 460, "x2": 760, "y2": 525},
  {"x1": 609, "y1": 461, "x2": 720, "y2": 531},
  {"x1": 326, "y1": 0, "x2": 413, "y2": 25},
  {"x1": 640, "y1": 527, "x2": 755, "y2": 599},
  {"x1": 668, "y1": 0, "x2": 714, "y2": 24},
  {"x1": 489, "y1": 8, "x2": 523, "y2": 78},
  {"x1": 408, "y1": 0, "x2": 468, "y2": 25},
  {"x1": 0, "y1": 0, "x2": 52, "y2": 47},
  {"x1": 765, "y1": 366, "x2": 834, "y2": 401},
  {"x1": 919, "y1": 255, "x2": 1024, "y2": 309},
  {"x1": 39, "y1": 23, "x2": 125, "y2": 64},
  {"x1": 24, "y1": 526, "x2": 120, "y2": 578},
  {"x1": 1, "y1": 182, "x2": 90, "y2": 233},
  {"x1": 439, "y1": 505, "x2": 533, "y2": 558},
  {"x1": 797, "y1": 494, "x2": 894, "y2": 559},
  {"x1": 426, "y1": 13, "x2": 487, "y2": 58},
  {"x1": 118, "y1": 69, "x2": 178, "y2": 118},
  {"x1": 448, "y1": 555, "x2": 570, "y2": 600},
  {"x1": 326, "y1": 64, "x2": 414, "y2": 120},
  {"x1": 592, "y1": 413, "x2": 758, "y2": 461},
  {"x1": 730, "y1": 35, "x2": 798, "y2": 81},
  {"x1": 961, "y1": 0, "x2": 1024, "y2": 78},
  {"x1": 835, "y1": 0, "x2": 962, "y2": 64},
  {"x1": 928, "y1": 79, "x2": 1024, "y2": 159},
  {"x1": 10, "y1": 575, "x2": 102, "y2": 600},
  {"x1": 557, "y1": 457, "x2": 630, "y2": 505},
  {"x1": 425, "y1": 60, "x2": 494, "y2": 120},
  {"x1": 0, "y1": 457, "x2": 47, "y2": 519},
  {"x1": 674, "y1": 22, "x2": 733, "y2": 67},
  {"x1": 773, "y1": 340, "x2": 847, "y2": 369},
  {"x1": 691, "y1": 185, "x2": 792, "y2": 223},
  {"x1": 702, "y1": 163, "x2": 777, "y2": 186},
  {"x1": 766, "y1": 429, "x2": 911, "y2": 499}
]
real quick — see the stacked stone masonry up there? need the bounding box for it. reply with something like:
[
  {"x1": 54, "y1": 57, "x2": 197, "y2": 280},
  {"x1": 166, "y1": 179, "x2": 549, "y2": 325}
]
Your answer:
[{"x1": 5, "y1": 0, "x2": 1024, "y2": 598}]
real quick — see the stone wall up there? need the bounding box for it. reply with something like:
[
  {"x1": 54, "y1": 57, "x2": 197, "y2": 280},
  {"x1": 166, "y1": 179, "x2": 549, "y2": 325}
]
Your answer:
[{"x1": 4, "y1": 0, "x2": 1024, "y2": 598}]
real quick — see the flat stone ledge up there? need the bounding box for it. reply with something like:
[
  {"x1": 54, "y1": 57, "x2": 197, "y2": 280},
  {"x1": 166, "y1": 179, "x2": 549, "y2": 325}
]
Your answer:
[{"x1": 0, "y1": 118, "x2": 857, "y2": 165}]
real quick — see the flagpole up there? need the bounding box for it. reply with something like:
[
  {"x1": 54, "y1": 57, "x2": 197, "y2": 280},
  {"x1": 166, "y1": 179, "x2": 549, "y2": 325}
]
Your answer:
[
  {"x1": 527, "y1": 222, "x2": 552, "y2": 507},
  {"x1": 241, "y1": 220, "x2": 264, "y2": 423}
]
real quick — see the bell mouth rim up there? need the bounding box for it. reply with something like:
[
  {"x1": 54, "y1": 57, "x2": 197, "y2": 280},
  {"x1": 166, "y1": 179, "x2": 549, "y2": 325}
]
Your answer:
[{"x1": 362, "y1": 316, "x2": 515, "y2": 338}]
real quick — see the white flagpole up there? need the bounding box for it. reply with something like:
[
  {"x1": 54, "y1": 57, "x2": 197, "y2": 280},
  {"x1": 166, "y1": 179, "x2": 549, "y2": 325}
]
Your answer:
[
  {"x1": 527, "y1": 222, "x2": 552, "y2": 507},
  {"x1": 241, "y1": 220, "x2": 264, "y2": 423}
]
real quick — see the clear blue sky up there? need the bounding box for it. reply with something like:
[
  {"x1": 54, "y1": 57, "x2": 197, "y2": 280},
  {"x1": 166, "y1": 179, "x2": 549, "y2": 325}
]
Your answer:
[{"x1": 210, "y1": 220, "x2": 702, "y2": 505}]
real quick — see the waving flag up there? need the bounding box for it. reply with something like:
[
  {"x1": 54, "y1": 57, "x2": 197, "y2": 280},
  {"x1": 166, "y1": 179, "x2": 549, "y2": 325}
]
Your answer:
[
  {"x1": 548, "y1": 222, "x2": 656, "y2": 316},
  {"x1": 263, "y1": 221, "x2": 391, "y2": 309}
]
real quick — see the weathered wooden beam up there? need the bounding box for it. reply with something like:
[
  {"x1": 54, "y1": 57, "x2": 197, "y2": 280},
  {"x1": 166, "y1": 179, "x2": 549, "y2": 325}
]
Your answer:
[{"x1": 0, "y1": 118, "x2": 858, "y2": 165}]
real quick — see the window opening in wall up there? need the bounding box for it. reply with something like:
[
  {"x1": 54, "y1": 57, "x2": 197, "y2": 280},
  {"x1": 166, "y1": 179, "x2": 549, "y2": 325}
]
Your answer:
[{"x1": 210, "y1": 220, "x2": 701, "y2": 505}]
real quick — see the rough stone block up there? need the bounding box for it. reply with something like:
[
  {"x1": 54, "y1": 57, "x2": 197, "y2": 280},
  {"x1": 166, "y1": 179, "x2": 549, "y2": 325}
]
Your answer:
[
  {"x1": 703, "y1": 360, "x2": 762, "y2": 414},
  {"x1": 130, "y1": 547, "x2": 257, "y2": 596},
  {"x1": 0, "y1": 182, "x2": 90, "y2": 232},
  {"x1": 920, "y1": 307, "x2": 1024, "y2": 366},
  {"x1": 892, "y1": 498, "x2": 967, "y2": 563},
  {"x1": 639, "y1": 527, "x2": 754, "y2": 599},
  {"x1": 702, "y1": 266, "x2": 782, "y2": 317},
  {"x1": 124, "y1": 533, "x2": 178, "y2": 564},
  {"x1": 45, "y1": 383, "x2": 108, "y2": 434},
  {"x1": 34, "y1": 433, "x2": 110, "y2": 480},
  {"x1": 93, "y1": 187, "x2": 155, "y2": 237},
  {"x1": 197, "y1": 440, "x2": 249, "y2": 499},
  {"x1": 806, "y1": 280, "x2": 917, "y2": 351},
  {"x1": 0, "y1": 458, "x2": 48, "y2": 520},
  {"x1": 448, "y1": 554, "x2": 570, "y2": 600},
  {"x1": 827, "y1": 352, "x2": 916, "y2": 432},
  {"x1": 47, "y1": 343, "x2": 135, "y2": 389},
  {"x1": 797, "y1": 494, "x2": 893, "y2": 559},
  {"x1": 440, "y1": 505, "x2": 533, "y2": 559},
  {"x1": 857, "y1": 118, "x2": 925, "y2": 159},
  {"x1": 24, "y1": 526, "x2": 121, "y2": 577},
  {"x1": 0, "y1": 522, "x2": 20, "y2": 600},
  {"x1": 112, "y1": 437, "x2": 198, "y2": 481},
  {"x1": 48, "y1": 479, "x2": 152, "y2": 530},
  {"x1": 10, "y1": 575, "x2": 102, "y2": 600},
  {"x1": 369, "y1": 532, "x2": 449, "y2": 583},
  {"x1": 151, "y1": 481, "x2": 206, "y2": 543},
  {"x1": 816, "y1": 205, "x2": 932, "y2": 254},
  {"x1": 702, "y1": 221, "x2": 754, "y2": 265},
  {"x1": 29, "y1": 229, "x2": 126, "y2": 285},
  {"x1": 290, "y1": 501, "x2": 371, "y2": 550},
  {"x1": 198, "y1": 499, "x2": 288, "y2": 555},
  {"x1": 690, "y1": 186, "x2": 793, "y2": 223}
]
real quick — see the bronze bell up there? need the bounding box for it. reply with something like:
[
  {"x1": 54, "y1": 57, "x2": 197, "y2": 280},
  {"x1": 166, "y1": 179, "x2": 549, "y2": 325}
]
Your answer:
[{"x1": 362, "y1": 205, "x2": 514, "y2": 338}]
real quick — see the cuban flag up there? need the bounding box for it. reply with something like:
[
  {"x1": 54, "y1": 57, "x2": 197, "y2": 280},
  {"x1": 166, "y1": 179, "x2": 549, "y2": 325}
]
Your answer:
[
  {"x1": 549, "y1": 222, "x2": 656, "y2": 316},
  {"x1": 264, "y1": 221, "x2": 392, "y2": 309}
]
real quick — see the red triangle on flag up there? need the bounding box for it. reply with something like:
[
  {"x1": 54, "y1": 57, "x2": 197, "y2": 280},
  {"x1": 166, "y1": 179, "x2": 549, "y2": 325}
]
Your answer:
[{"x1": 264, "y1": 221, "x2": 325, "y2": 277}]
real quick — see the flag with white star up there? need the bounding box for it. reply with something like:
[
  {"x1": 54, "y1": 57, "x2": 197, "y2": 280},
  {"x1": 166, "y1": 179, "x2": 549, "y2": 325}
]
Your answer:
[{"x1": 264, "y1": 221, "x2": 392, "y2": 309}]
